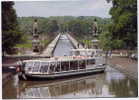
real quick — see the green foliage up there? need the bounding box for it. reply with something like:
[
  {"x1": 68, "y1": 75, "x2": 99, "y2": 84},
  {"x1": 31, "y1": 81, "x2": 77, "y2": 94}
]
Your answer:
[
  {"x1": 99, "y1": 32, "x2": 113, "y2": 51},
  {"x1": 15, "y1": 43, "x2": 32, "y2": 49},
  {"x1": 69, "y1": 17, "x2": 109, "y2": 33},
  {"x1": 18, "y1": 17, "x2": 59, "y2": 36},
  {"x1": 46, "y1": 20, "x2": 59, "y2": 34},
  {"x1": 2, "y1": 2, "x2": 17, "y2": 30},
  {"x1": 2, "y1": 30, "x2": 23, "y2": 51},
  {"x1": 112, "y1": 39, "x2": 124, "y2": 49},
  {"x1": 15, "y1": 34, "x2": 32, "y2": 49},
  {"x1": 17, "y1": 16, "x2": 111, "y2": 49},
  {"x1": 2, "y1": 1, "x2": 24, "y2": 54},
  {"x1": 40, "y1": 39, "x2": 50, "y2": 47},
  {"x1": 108, "y1": 0, "x2": 137, "y2": 49},
  {"x1": 83, "y1": 39, "x2": 92, "y2": 48},
  {"x1": 18, "y1": 16, "x2": 111, "y2": 35}
]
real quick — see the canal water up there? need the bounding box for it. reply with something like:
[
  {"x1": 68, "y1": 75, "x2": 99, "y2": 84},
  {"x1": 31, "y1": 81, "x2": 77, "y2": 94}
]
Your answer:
[
  {"x1": 53, "y1": 34, "x2": 74, "y2": 56},
  {"x1": 3, "y1": 35, "x2": 138, "y2": 98}
]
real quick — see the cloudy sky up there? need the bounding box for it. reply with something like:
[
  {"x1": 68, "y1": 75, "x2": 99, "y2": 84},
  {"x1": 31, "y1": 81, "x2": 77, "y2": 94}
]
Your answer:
[{"x1": 14, "y1": 0, "x2": 112, "y2": 18}]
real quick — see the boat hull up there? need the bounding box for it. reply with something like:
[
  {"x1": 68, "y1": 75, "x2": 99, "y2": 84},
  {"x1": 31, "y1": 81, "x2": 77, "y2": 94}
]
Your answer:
[{"x1": 18, "y1": 67, "x2": 105, "y2": 80}]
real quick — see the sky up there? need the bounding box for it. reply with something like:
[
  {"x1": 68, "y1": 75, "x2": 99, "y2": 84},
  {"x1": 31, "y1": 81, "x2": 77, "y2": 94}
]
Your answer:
[{"x1": 14, "y1": 0, "x2": 112, "y2": 18}]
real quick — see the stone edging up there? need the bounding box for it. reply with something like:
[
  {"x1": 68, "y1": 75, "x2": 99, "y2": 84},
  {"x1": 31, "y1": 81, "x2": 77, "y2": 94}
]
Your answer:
[
  {"x1": 66, "y1": 34, "x2": 83, "y2": 49},
  {"x1": 41, "y1": 34, "x2": 61, "y2": 57}
]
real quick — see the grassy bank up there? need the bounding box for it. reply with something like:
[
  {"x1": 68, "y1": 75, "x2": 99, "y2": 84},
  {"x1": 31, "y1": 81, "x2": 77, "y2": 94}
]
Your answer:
[
  {"x1": 14, "y1": 33, "x2": 57, "y2": 54},
  {"x1": 15, "y1": 42, "x2": 32, "y2": 49}
]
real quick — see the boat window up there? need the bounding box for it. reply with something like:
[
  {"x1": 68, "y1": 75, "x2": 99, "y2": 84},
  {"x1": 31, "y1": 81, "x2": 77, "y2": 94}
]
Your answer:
[
  {"x1": 61, "y1": 61, "x2": 69, "y2": 71},
  {"x1": 70, "y1": 61, "x2": 78, "y2": 70},
  {"x1": 25, "y1": 61, "x2": 34, "y2": 67},
  {"x1": 79, "y1": 60, "x2": 86, "y2": 69},
  {"x1": 75, "y1": 51, "x2": 80, "y2": 56},
  {"x1": 80, "y1": 51, "x2": 86, "y2": 56},
  {"x1": 41, "y1": 62, "x2": 48, "y2": 66},
  {"x1": 40, "y1": 62, "x2": 49, "y2": 73},
  {"x1": 33, "y1": 61, "x2": 40, "y2": 72},
  {"x1": 87, "y1": 59, "x2": 95, "y2": 65},
  {"x1": 55, "y1": 62, "x2": 60, "y2": 72},
  {"x1": 49, "y1": 62, "x2": 56, "y2": 73},
  {"x1": 33, "y1": 61, "x2": 40, "y2": 67},
  {"x1": 71, "y1": 51, "x2": 80, "y2": 56}
]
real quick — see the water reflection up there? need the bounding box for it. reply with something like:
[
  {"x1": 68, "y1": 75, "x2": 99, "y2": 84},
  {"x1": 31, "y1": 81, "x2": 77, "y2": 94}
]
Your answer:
[
  {"x1": 105, "y1": 67, "x2": 138, "y2": 97},
  {"x1": 4, "y1": 67, "x2": 135, "y2": 99},
  {"x1": 18, "y1": 74, "x2": 105, "y2": 98}
]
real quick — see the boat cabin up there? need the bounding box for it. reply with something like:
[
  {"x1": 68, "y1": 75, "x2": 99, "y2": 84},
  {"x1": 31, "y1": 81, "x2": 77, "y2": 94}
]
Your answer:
[{"x1": 23, "y1": 57, "x2": 95, "y2": 75}]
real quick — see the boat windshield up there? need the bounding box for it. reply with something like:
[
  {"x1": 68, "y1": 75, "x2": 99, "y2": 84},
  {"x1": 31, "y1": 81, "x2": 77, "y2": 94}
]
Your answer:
[
  {"x1": 25, "y1": 61, "x2": 49, "y2": 73},
  {"x1": 24, "y1": 61, "x2": 35, "y2": 72}
]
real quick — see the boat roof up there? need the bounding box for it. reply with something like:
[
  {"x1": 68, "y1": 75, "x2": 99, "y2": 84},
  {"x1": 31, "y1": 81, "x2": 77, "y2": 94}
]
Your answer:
[
  {"x1": 22, "y1": 56, "x2": 93, "y2": 63},
  {"x1": 71, "y1": 49, "x2": 102, "y2": 52}
]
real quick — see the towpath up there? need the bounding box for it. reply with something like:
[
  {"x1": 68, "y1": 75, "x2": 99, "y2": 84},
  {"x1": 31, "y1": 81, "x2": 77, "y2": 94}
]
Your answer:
[{"x1": 108, "y1": 56, "x2": 138, "y2": 80}]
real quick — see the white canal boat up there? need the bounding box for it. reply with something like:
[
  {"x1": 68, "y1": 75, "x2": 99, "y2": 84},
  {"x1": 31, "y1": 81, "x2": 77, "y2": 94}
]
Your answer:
[{"x1": 16, "y1": 49, "x2": 106, "y2": 80}]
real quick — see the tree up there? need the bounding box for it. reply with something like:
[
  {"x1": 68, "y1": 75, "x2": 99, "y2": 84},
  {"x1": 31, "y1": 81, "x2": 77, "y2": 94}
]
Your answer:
[
  {"x1": 46, "y1": 20, "x2": 59, "y2": 35},
  {"x1": 107, "y1": 0, "x2": 137, "y2": 49},
  {"x1": 99, "y1": 32, "x2": 113, "y2": 51},
  {"x1": 2, "y1": 1, "x2": 23, "y2": 54}
]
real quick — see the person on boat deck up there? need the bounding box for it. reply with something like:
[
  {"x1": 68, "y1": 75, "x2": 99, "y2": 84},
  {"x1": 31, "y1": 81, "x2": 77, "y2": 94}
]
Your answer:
[
  {"x1": 81, "y1": 42, "x2": 85, "y2": 48},
  {"x1": 77, "y1": 43, "x2": 80, "y2": 48},
  {"x1": 17, "y1": 59, "x2": 26, "y2": 74},
  {"x1": 17, "y1": 59, "x2": 27, "y2": 80},
  {"x1": 91, "y1": 52, "x2": 94, "y2": 57}
]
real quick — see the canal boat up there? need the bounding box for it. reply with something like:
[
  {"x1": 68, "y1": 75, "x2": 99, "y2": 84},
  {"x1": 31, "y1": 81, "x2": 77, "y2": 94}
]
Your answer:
[{"x1": 16, "y1": 49, "x2": 106, "y2": 80}]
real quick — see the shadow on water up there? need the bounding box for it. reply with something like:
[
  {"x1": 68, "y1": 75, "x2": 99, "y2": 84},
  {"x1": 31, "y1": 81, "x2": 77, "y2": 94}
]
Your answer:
[{"x1": 2, "y1": 35, "x2": 138, "y2": 98}]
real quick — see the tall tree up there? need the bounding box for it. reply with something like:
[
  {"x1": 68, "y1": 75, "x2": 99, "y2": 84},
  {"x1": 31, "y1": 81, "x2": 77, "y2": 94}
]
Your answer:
[
  {"x1": 108, "y1": 0, "x2": 137, "y2": 49},
  {"x1": 2, "y1": 1, "x2": 23, "y2": 54},
  {"x1": 46, "y1": 20, "x2": 59, "y2": 35}
]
